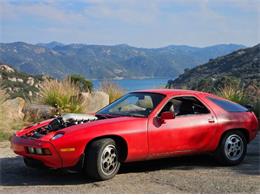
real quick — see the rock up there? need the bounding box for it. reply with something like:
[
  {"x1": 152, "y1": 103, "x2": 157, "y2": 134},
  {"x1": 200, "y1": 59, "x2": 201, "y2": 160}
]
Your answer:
[
  {"x1": 13, "y1": 87, "x2": 20, "y2": 92},
  {"x1": 8, "y1": 77, "x2": 17, "y2": 82},
  {"x1": 3, "y1": 97, "x2": 25, "y2": 120},
  {"x1": 42, "y1": 75, "x2": 50, "y2": 80},
  {"x1": 28, "y1": 91, "x2": 33, "y2": 97},
  {"x1": 0, "y1": 65, "x2": 15, "y2": 73},
  {"x1": 26, "y1": 77, "x2": 34, "y2": 86},
  {"x1": 23, "y1": 104, "x2": 57, "y2": 120},
  {"x1": 17, "y1": 78, "x2": 24, "y2": 83},
  {"x1": 81, "y1": 91, "x2": 109, "y2": 113}
]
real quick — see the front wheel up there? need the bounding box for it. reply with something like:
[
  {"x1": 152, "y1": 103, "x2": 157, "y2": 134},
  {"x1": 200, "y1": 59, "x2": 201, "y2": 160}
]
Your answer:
[
  {"x1": 214, "y1": 131, "x2": 247, "y2": 165},
  {"x1": 84, "y1": 138, "x2": 120, "y2": 180}
]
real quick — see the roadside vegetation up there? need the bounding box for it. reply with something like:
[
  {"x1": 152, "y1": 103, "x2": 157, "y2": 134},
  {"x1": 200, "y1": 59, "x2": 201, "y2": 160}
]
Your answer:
[
  {"x1": 68, "y1": 74, "x2": 93, "y2": 92},
  {"x1": 216, "y1": 82, "x2": 248, "y2": 105},
  {"x1": 215, "y1": 82, "x2": 259, "y2": 118},
  {"x1": 100, "y1": 80, "x2": 125, "y2": 103},
  {"x1": 38, "y1": 78, "x2": 85, "y2": 114}
]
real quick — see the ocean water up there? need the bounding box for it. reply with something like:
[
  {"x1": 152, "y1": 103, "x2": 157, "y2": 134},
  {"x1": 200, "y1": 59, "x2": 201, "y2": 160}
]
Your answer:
[{"x1": 92, "y1": 78, "x2": 170, "y2": 92}]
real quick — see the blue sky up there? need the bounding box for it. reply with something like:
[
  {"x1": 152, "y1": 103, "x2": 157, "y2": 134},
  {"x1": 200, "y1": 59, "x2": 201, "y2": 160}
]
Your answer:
[{"x1": 0, "y1": 0, "x2": 259, "y2": 47}]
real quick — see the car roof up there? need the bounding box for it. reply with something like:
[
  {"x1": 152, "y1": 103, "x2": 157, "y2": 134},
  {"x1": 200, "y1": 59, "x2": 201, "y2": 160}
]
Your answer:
[{"x1": 131, "y1": 89, "x2": 211, "y2": 97}]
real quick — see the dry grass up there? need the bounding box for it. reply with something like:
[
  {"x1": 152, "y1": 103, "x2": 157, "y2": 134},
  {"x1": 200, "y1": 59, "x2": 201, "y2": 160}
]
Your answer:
[
  {"x1": 217, "y1": 84, "x2": 248, "y2": 105},
  {"x1": 38, "y1": 78, "x2": 85, "y2": 114},
  {"x1": 100, "y1": 81, "x2": 125, "y2": 103}
]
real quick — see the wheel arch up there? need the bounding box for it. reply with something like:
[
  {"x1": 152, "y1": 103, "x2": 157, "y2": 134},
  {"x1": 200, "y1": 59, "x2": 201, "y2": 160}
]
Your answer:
[
  {"x1": 84, "y1": 135, "x2": 128, "y2": 162},
  {"x1": 219, "y1": 128, "x2": 250, "y2": 145}
]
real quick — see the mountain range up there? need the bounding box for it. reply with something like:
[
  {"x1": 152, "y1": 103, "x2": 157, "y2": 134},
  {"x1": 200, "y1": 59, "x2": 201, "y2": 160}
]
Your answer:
[{"x1": 0, "y1": 42, "x2": 244, "y2": 79}]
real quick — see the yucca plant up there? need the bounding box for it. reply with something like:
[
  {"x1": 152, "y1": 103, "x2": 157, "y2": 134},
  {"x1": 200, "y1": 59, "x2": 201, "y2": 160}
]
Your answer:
[
  {"x1": 100, "y1": 81, "x2": 125, "y2": 103},
  {"x1": 39, "y1": 78, "x2": 84, "y2": 114},
  {"x1": 217, "y1": 84, "x2": 248, "y2": 105}
]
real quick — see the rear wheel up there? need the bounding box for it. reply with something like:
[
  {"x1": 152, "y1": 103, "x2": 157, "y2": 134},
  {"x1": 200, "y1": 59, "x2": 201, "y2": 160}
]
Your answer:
[
  {"x1": 84, "y1": 138, "x2": 120, "y2": 180},
  {"x1": 215, "y1": 131, "x2": 247, "y2": 165}
]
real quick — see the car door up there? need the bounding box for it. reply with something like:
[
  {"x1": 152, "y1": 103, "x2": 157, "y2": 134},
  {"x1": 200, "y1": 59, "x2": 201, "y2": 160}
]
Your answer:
[{"x1": 148, "y1": 95, "x2": 218, "y2": 158}]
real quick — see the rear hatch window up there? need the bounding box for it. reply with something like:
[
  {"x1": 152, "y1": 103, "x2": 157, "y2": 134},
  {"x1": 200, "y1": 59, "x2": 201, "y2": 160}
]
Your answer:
[{"x1": 207, "y1": 96, "x2": 248, "y2": 112}]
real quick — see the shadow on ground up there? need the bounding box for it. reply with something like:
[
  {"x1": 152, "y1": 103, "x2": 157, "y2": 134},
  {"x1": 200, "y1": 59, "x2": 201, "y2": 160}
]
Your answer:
[{"x1": 1, "y1": 135, "x2": 259, "y2": 187}]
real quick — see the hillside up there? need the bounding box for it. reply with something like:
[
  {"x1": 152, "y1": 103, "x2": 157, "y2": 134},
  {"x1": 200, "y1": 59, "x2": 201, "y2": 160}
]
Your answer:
[
  {"x1": 0, "y1": 42, "x2": 244, "y2": 79},
  {"x1": 169, "y1": 44, "x2": 260, "y2": 87},
  {"x1": 0, "y1": 63, "x2": 46, "y2": 99}
]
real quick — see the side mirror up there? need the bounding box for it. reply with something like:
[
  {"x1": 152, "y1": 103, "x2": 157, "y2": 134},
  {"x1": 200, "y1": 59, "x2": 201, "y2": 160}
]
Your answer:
[{"x1": 160, "y1": 111, "x2": 175, "y2": 123}]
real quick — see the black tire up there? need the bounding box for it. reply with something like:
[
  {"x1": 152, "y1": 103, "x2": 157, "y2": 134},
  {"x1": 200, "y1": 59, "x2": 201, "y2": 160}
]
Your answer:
[
  {"x1": 214, "y1": 130, "x2": 247, "y2": 165},
  {"x1": 84, "y1": 138, "x2": 121, "y2": 180}
]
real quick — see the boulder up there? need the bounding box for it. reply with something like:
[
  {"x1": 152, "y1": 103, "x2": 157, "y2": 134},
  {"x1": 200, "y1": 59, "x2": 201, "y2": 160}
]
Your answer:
[
  {"x1": 3, "y1": 97, "x2": 25, "y2": 120},
  {"x1": 26, "y1": 77, "x2": 35, "y2": 86},
  {"x1": 17, "y1": 78, "x2": 24, "y2": 83},
  {"x1": 81, "y1": 91, "x2": 109, "y2": 113},
  {"x1": 23, "y1": 104, "x2": 57, "y2": 121},
  {"x1": 8, "y1": 77, "x2": 17, "y2": 82},
  {"x1": 0, "y1": 65, "x2": 15, "y2": 73},
  {"x1": 28, "y1": 91, "x2": 33, "y2": 97}
]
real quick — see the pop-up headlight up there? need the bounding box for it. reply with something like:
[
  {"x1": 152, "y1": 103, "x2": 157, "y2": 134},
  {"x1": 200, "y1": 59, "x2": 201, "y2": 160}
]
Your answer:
[{"x1": 51, "y1": 133, "x2": 64, "y2": 140}]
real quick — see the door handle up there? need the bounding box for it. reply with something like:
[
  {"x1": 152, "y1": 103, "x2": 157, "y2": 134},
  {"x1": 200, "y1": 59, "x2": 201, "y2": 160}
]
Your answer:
[{"x1": 208, "y1": 118, "x2": 215, "y2": 123}]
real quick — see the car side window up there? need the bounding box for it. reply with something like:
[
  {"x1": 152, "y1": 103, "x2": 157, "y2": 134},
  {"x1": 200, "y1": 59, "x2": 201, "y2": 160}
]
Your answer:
[{"x1": 159, "y1": 96, "x2": 210, "y2": 117}]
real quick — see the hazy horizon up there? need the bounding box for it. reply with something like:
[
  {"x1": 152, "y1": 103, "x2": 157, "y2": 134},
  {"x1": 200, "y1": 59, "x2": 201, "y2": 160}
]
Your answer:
[{"x1": 0, "y1": 40, "x2": 250, "y2": 49}]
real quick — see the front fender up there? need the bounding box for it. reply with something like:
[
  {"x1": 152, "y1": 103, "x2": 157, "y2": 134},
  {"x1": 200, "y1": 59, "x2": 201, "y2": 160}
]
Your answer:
[{"x1": 52, "y1": 117, "x2": 148, "y2": 168}]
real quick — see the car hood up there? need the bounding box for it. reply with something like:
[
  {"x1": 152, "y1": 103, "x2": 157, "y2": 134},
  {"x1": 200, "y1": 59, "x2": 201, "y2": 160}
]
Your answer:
[{"x1": 61, "y1": 116, "x2": 148, "y2": 134}]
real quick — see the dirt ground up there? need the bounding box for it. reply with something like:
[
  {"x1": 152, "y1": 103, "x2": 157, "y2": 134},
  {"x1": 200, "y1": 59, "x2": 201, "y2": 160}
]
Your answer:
[{"x1": 0, "y1": 134, "x2": 259, "y2": 193}]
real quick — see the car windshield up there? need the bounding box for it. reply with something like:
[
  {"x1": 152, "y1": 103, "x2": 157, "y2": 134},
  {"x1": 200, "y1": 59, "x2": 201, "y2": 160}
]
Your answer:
[{"x1": 97, "y1": 92, "x2": 165, "y2": 117}]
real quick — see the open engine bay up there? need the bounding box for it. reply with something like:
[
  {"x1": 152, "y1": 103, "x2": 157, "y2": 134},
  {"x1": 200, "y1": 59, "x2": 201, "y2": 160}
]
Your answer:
[{"x1": 23, "y1": 114, "x2": 98, "y2": 139}]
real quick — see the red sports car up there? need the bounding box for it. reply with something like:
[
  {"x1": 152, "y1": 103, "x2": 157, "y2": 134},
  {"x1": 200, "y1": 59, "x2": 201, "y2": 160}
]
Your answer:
[{"x1": 11, "y1": 89, "x2": 258, "y2": 180}]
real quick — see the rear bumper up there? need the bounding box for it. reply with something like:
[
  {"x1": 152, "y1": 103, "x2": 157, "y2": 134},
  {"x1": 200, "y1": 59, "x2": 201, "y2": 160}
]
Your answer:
[{"x1": 11, "y1": 135, "x2": 63, "y2": 168}]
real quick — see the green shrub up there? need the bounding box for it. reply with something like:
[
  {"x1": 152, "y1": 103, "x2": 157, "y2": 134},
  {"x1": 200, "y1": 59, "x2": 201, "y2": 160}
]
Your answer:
[
  {"x1": 217, "y1": 84, "x2": 248, "y2": 105},
  {"x1": 38, "y1": 79, "x2": 84, "y2": 113},
  {"x1": 68, "y1": 74, "x2": 93, "y2": 92},
  {"x1": 100, "y1": 81, "x2": 125, "y2": 103},
  {"x1": 0, "y1": 131, "x2": 12, "y2": 141}
]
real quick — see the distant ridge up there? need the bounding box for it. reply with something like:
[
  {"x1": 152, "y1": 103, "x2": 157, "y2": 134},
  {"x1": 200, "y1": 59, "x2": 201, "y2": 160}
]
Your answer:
[{"x1": 0, "y1": 42, "x2": 245, "y2": 79}]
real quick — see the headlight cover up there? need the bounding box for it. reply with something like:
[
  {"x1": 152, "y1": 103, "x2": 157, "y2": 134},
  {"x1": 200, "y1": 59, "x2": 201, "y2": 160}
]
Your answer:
[{"x1": 51, "y1": 133, "x2": 64, "y2": 140}]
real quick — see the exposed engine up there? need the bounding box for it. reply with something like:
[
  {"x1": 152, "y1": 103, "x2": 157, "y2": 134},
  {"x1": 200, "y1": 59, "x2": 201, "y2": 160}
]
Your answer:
[{"x1": 24, "y1": 113, "x2": 98, "y2": 139}]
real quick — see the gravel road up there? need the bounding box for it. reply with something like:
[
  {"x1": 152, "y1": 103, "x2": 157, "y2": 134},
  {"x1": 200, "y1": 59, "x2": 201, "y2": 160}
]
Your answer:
[{"x1": 1, "y1": 134, "x2": 259, "y2": 193}]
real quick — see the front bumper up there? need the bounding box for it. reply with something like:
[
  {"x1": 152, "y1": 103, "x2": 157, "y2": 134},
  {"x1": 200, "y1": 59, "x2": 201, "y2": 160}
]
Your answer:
[{"x1": 11, "y1": 135, "x2": 63, "y2": 169}]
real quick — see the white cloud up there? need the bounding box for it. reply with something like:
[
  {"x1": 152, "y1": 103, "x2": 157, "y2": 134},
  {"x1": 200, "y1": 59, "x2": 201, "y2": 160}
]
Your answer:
[{"x1": 0, "y1": 0, "x2": 259, "y2": 47}]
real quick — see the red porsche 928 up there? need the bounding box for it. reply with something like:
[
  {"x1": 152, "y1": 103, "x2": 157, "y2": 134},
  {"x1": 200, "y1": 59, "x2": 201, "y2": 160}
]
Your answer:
[{"x1": 11, "y1": 89, "x2": 258, "y2": 180}]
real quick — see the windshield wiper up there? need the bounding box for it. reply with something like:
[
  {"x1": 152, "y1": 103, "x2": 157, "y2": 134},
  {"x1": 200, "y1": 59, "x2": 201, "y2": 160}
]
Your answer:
[{"x1": 98, "y1": 113, "x2": 146, "y2": 118}]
